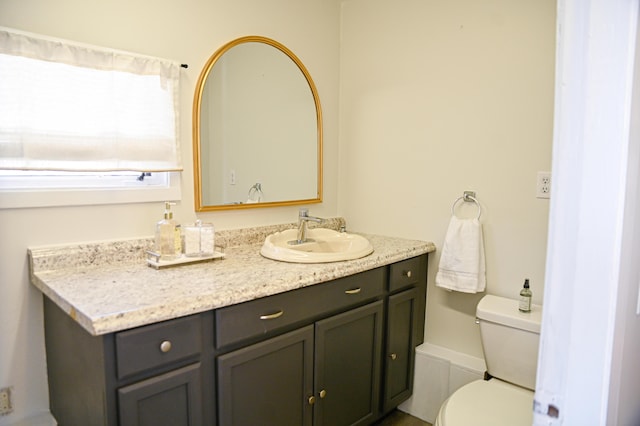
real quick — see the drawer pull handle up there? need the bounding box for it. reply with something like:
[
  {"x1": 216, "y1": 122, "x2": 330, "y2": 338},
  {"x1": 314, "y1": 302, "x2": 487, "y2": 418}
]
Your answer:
[
  {"x1": 403, "y1": 270, "x2": 412, "y2": 278},
  {"x1": 160, "y1": 340, "x2": 172, "y2": 353},
  {"x1": 345, "y1": 288, "x2": 361, "y2": 295},
  {"x1": 260, "y1": 310, "x2": 284, "y2": 320},
  {"x1": 389, "y1": 353, "x2": 397, "y2": 360},
  {"x1": 319, "y1": 389, "x2": 327, "y2": 399}
]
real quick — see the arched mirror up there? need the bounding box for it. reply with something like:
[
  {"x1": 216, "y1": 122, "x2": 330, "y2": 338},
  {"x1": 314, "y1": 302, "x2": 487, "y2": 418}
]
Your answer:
[{"x1": 193, "y1": 36, "x2": 323, "y2": 211}]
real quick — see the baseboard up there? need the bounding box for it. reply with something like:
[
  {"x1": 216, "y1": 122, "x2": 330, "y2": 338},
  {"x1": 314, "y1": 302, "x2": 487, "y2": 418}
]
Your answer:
[{"x1": 4, "y1": 412, "x2": 56, "y2": 426}]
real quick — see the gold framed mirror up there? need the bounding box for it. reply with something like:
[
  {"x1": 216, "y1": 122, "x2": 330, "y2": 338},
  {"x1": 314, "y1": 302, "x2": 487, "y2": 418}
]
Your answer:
[{"x1": 193, "y1": 36, "x2": 323, "y2": 211}]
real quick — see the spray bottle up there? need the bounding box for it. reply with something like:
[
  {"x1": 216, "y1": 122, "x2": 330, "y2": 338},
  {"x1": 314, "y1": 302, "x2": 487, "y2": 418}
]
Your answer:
[{"x1": 519, "y1": 279, "x2": 532, "y2": 313}]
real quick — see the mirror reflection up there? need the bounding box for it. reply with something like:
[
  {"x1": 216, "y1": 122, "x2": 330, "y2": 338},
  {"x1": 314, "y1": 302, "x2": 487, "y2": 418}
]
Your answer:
[{"x1": 193, "y1": 36, "x2": 323, "y2": 211}]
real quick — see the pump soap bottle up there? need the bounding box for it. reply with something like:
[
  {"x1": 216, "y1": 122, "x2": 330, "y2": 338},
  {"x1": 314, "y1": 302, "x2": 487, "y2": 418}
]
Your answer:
[
  {"x1": 155, "y1": 202, "x2": 181, "y2": 261},
  {"x1": 519, "y1": 279, "x2": 532, "y2": 313}
]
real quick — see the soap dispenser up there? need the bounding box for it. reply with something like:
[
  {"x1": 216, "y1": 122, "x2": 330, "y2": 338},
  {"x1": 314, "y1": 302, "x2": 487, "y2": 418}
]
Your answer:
[{"x1": 155, "y1": 202, "x2": 181, "y2": 260}]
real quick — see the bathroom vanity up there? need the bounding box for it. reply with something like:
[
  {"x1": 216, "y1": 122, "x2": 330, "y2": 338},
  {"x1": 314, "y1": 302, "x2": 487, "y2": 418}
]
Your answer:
[{"x1": 29, "y1": 222, "x2": 434, "y2": 426}]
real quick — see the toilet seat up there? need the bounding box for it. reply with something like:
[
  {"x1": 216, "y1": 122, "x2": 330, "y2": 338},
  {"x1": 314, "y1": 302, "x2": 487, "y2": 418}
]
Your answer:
[{"x1": 435, "y1": 379, "x2": 534, "y2": 426}]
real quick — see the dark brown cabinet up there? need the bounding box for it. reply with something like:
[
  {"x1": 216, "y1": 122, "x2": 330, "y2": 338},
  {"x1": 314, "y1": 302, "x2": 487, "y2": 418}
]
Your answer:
[
  {"x1": 43, "y1": 299, "x2": 213, "y2": 426},
  {"x1": 118, "y1": 363, "x2": 203, "y2": 426},
  {"x1": 215, "y1": 266, "x2": 386, "y2": 426},
  {"x1": 218, "y1": 301, "x2": 383, "y2": 426},
  {"x1": 313, "y1": 301, "x2": 383, "y2": 426},
  {"x1": 43, "y1": 254, "x2": 427, "y2": 426},
  {"x1": 216, "y1": 301, "x2": 384, "y2": 426},
  {"x1": 217, "y1": 325, "x2": 315, "y2": 426},
  {"x1": 383, "y1": 288, "x2": 418, "y2": 412}
]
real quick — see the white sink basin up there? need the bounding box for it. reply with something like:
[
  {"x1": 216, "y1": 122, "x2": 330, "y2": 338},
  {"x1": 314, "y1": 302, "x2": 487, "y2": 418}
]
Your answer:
[{"x1": 260, "y1": 228, "x2": 374, "y2": 263}]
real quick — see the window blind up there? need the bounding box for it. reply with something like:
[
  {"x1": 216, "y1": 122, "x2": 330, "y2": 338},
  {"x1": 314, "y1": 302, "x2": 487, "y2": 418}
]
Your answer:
[{"x1": 0, "y1": 28, "x2": 182, "y2": 172}]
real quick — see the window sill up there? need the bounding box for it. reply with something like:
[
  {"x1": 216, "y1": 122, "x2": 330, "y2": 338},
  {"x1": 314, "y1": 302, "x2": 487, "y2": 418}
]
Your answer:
[{"x1": 0, "y1": 173, "x2": 181, "y2": 209}]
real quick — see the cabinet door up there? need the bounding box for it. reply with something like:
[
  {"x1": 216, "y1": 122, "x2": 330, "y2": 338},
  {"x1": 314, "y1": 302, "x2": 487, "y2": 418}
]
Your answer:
[
  {"x1": 314, "y1": 300, "x2": 383, "y2": 426},
  {"x1": 383, "y1": 288, "x2": 418, "y2": 412},
  {"x1": 217, "y1": 325, "x2": 314, "y2": 426},
  {"x1": 118, "y1": 363, "x2": 202, "y2": 426}
]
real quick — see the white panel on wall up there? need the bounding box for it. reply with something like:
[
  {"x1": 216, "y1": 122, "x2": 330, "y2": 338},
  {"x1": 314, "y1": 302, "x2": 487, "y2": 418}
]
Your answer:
[
  {"x1": 400, "y1": 343, "x2": 486, "y2": 423},
  {"x1": 399, "y1": 348, "x2": 450, "y2": 423}
]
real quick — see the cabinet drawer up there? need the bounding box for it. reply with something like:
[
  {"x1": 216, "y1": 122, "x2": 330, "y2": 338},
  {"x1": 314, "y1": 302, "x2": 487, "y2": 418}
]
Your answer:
[
  {"x1": 389, "y1": 256, "x2": 426, "y2": 292},
  {"x1": 116, "y1": 315, "x2": 202, "y2": 379},
  {"x1": 215, "y1": 267, "x2": 386, "y2": 349}
]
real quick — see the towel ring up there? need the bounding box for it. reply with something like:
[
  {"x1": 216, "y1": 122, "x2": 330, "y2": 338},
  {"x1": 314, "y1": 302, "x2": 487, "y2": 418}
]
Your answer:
[
  {"x1": 451, "y1": 193, "x2": 482, "y2": 219},
  {"x1": 247, "y1": 182, "x2": 263, "y2": 202}
]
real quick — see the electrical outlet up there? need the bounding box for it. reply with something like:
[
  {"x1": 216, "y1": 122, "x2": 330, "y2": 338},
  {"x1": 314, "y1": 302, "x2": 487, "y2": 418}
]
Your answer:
[
  {"x1": 536, "y1": 172, "x2": 551, "y2": 199},
  {"x1": 0, "y1": 387, "x2": 13, "y2": 416}
]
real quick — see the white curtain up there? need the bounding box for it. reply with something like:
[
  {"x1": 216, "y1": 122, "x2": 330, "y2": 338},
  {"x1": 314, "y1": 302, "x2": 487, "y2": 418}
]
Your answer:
[{"x1": 0, "y1": 28, "x2": 182, "y2": 172}]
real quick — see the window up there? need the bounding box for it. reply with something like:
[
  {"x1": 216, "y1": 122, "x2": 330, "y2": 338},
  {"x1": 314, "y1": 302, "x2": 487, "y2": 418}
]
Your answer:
[{"x1": 0, "y1": 27, "x2": 183, "y2": 208}]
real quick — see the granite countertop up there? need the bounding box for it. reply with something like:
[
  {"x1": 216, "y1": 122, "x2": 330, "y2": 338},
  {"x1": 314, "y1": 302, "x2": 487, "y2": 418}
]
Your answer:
[{"x1": 29, "y1": 219, "x2": 435, "y2": 336}]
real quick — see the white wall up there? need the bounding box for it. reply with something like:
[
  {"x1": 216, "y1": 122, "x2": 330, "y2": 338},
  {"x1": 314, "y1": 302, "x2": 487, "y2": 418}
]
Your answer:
[
  {"x1": 0, "y1": 0, "x2": 341, "y2": 423},
  {"x1": 340, "y1": 0, "x2": 556, "y2": 358}
]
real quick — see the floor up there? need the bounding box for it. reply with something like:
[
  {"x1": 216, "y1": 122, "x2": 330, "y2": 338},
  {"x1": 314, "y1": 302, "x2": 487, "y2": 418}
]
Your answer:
[{"x1": 374, "y1": 409, "x2": 432, "y2": 426}]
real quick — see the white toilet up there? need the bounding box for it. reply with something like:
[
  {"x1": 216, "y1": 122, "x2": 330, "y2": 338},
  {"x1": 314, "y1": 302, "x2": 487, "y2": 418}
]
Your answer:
[{"x1": 434, "y1": 294, "x2": 542, "y2": 426}]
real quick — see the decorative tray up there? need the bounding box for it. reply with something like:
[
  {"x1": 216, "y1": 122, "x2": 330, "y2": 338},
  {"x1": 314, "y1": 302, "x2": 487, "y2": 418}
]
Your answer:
[{"x1": 145, "y1": 249, "x2": 225, "y2": 269}]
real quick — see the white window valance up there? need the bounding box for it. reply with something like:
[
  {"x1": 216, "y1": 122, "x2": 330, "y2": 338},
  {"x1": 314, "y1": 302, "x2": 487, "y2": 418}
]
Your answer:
[{"x1": 0, "y1": 28, "x2": 182, "y2": 172}]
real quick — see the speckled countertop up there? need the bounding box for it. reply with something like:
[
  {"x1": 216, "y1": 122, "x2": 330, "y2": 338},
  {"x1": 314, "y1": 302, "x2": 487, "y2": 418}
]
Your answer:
[{"x1": 28, "y1": 218, "x2": 435, "y2": 336}]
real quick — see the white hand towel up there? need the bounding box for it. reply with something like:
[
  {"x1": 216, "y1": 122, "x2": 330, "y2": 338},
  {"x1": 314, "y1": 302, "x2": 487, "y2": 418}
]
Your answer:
[{"x1": 435, "y1": 216, "x2": 486, "y2": 293}]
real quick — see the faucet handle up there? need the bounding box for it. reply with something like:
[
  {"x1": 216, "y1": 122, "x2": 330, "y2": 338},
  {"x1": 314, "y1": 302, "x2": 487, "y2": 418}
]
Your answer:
[{"x1": 299, "y1": 208, "x2": 309, "y2": 217}]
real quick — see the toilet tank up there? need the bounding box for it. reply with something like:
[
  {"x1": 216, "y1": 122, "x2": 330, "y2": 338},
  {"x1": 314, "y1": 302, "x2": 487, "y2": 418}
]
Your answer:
[{"x1": 476, "y1": 294, "x2": 542, "y2": 390}]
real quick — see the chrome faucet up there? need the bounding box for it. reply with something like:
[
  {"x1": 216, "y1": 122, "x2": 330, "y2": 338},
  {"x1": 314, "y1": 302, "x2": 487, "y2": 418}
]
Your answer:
[{"x1": 293, "y1": 208, "x2": 323, "y2": 244}]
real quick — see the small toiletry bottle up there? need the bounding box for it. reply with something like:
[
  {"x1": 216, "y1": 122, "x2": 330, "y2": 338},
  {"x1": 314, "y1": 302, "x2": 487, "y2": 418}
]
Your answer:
[
  {"x1": 519, "y1": 279, "x2": 532, "y2": 313},
  {"x1": 155, "y1": 202, "x2": 181, "y2": 261}
]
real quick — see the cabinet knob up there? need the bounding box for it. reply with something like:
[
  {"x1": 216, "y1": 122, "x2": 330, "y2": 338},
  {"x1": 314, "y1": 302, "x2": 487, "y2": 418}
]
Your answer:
[
  {"x1": 403, "y1": 270, "x2": 412, "y2": 278},
  {"x1": 389, "y1": 353, "x2": 397, "y2": 360},
  {"x1": 308, "y1": 396, "x2": 316, "y2": 405},
  {"x1": 319, "y1": 389, "x2": 327, "y2": 399},
  {"x1": 160, "y1": 340, "x2": 172, "y2": 353}
]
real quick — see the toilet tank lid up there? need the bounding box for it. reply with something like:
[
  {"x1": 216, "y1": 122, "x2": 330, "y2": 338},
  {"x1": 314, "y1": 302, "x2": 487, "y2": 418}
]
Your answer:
[{"x1": 477, "y1": 295, "x2": 542, "y2": 333}]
